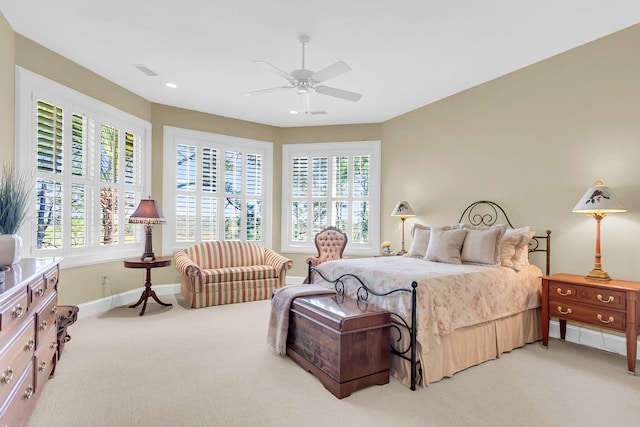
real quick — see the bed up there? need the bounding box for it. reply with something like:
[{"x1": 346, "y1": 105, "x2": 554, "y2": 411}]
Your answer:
[{"x1": 307, "y1": 201, "x2": 551, "y2": 390}]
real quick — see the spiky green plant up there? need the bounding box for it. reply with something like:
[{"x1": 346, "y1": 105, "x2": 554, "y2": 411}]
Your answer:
[{"x1": 0, "y1": 164, "x2": 31, "y2": 235}]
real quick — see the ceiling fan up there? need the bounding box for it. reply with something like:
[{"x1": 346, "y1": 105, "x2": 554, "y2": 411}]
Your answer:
[{"x1": 244, "y1": 35, "x2": 362, "y2": 109}]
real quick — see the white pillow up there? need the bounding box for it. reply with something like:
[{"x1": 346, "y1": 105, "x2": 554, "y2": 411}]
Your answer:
[
  {"x1": 425, "y1": 228, "x2": 467, "y2": 264},
  {"x1": 500, "y1": 228, "x2": 535, "y2": 270},
  {"x1": 461, "y1": 224, "x2": 507, "y2": 266},
  {"x1": 407, "y1": 226, "x2": 431, "y2": 257},
  {"x1": 407, "y1": 223, "x2": 461, "y2": 258}
]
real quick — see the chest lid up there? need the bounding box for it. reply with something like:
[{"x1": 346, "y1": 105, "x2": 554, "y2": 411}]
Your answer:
[{"x1": 291, "y1": 294, "x2": 390, "y2": 332}]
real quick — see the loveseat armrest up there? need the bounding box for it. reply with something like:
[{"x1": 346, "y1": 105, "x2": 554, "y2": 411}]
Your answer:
[
  {"x1": 173, "y1": 250, "x2": 202, "y2": 277},
  {"x1": 264, "y1": 248, "x2": 293, "y2": 276}
]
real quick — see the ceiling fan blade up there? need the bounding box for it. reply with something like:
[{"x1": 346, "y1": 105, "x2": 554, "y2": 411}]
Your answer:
[
  {"x1": 244, "y1": 86, "x2": 294, "y2": 96},
  {"x1": 314, "y1": 85, "x2": 362, "y2": 102},
  {"x1": 253, "y1": 60, "x2": 295, "y2": 83},
  {"x1": 311, "y1": 61, "x2": 351, "y2": 83}
]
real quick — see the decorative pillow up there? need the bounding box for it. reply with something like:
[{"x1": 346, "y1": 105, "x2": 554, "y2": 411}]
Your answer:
[
  {"x1": 407, "y1": 226, "x2": 431, "y2": 257},
  {"x1": 500, "y1": 228, "x2": 535, "y2": 270},
  {"x1": 407, "y1": 223, "x2": 461, "y2": 258},
  {"x1": 461, "y1": 224, "x2": 507, "y2": 266},
  {"x1": 425, "y1": 228, "x2": 467, "y2": 264}
]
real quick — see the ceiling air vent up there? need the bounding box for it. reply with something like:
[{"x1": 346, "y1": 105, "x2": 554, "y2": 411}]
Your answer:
[{"x1": 133, "y1": 64, "x2": 158, "y2": 77}]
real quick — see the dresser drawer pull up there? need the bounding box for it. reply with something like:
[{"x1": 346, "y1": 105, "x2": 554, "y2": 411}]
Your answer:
[
  {"x1": 36, "y1": 287, "x2": 45, "y2": 297},
  {"x1": 556, "y1": 288, "x2": 572, "y2": 297},
  {"x1": 597, "y1": 314, "x2": 614, "y2": 324},
  {"x1": 597, "y1": 294, "x2": 614, "y2": 304},
  {"x1": 50, "y1": 276, "x2": 58, "y2": 285},
  {"x1": 557, "y1": 306, "x2": 572, "y2": 315},
  {"x1": 25, "y1": 339, "x2": 35, "y2": 351},
  {"x1": 39, "y1": 320, "x2": 48, "y2": 331},
  {"x1": 11, "y1": 304, "x2": 24, "y2": 318},
  {"x1": 52, "y1": 305, "x2": 58, "y2": 314},
  {"x1": 23, "y1": 385, "x2": 34, "y2": 400},
  {"x1": 50, "y1": 340, "x2": 58, "y2": 350},
  {"x1": 39, "y1": 361, "x2": 47, "y2": 372},
  {"x1": 1, "y1": 367, "x2": 14, "y2": 384}
]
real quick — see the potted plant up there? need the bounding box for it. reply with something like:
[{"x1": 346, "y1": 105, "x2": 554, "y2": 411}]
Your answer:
[{"x1": 0, "y1": 164, "x2": 31, "y2": 266}]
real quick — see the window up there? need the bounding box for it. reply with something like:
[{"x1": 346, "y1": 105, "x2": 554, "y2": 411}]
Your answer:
[
  {"x1": 162, "y1": 126, "x2": 272, "y2": 250},
  {"x1": 16, "y1": 67, "x2": 151, "y2": 267},
  {"x1": 282, "y1": 141, "x2": 381, "y2": 255}
]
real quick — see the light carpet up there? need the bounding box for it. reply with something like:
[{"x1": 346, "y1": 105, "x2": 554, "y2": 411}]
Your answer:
[{"x1": 28, "y1": 293, "x2": 640, "y2": 427}]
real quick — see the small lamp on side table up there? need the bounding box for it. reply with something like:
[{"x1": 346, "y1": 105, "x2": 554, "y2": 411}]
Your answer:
[
  {"x1": 391, "y1": 200, "x2": 416, "y2": 256},
  {"x1": 572, "y1": 181, "x2": 626, "y2": 281},
  {"x1": 129, "y1": 198, "x2": 166, "y2": 261}
]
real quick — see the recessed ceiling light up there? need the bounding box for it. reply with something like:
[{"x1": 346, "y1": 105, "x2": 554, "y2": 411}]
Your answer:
[
  {"x1": 166, "y1": 82, "x2": 177, "y2": 88},
  {"x1": 289, "y1": 110, "x2": 299, "y2": 115}
]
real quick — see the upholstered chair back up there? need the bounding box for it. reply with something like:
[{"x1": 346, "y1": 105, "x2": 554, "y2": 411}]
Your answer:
[{"x1": 308, "y1": 226, "x2": 348, "y2": 265}]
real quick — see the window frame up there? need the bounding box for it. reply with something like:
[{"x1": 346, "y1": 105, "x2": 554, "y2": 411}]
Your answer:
[
  {"x1": 281, "y1": 141, "x2": 381, "y2": 256},
  {"x1": 162, "y1": 126, "x2": 273, "y2": 251},
  {"x1": 15, "y1": 67, "x2": 152, "y2": 268}
]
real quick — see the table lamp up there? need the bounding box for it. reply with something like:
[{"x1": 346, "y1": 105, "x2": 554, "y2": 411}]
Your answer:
[
  {"x1": 572, "y1": 181, "x2": 626, "y2": 280},
  {"x1": 391, "y1": 200, "x2": 415, "y2": 255},
  {"x1": 129, "y1": 198, "x2": 167, "y2": 260}
]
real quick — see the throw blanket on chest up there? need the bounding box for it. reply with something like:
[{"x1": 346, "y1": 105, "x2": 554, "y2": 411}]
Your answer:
[{"x1": 267, "y1": 285, "x2": 336, "y2": 355}]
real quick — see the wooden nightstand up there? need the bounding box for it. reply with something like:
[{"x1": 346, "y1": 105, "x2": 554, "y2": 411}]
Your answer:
[{"x1": 542, "y1": 273, "x2": 640, "y2": 374}]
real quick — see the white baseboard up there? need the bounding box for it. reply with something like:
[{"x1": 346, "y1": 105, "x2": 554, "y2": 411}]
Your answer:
[
  {"x1": 76, "y1": 284, "x2": 180, "y2": 319},
  {"x1": 548, "y1": 320, "x2": 640, "y2": 361},
  {"x1": 75, "y1": 281, "x2": 640, "y2": 361}
]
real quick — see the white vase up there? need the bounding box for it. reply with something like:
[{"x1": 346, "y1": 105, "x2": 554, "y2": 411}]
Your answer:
[{"x1": 0, "y1": 234, "x2": 23, "y2": 266}]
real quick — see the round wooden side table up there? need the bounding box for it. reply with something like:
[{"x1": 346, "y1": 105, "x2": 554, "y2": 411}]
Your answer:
[{"x1": 123, "y1": 256, "x2": 172, "y2": 316}]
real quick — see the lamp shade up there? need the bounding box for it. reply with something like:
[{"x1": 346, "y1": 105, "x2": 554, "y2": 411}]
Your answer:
[
  {"x1": 129, "y1": 199, "x2": 167, "y2": 224},
  {"x1": 572, "y1": 181, "x2": 626, "y2": 214},
  {"x1": 391, "y1": 201, "x2": 416, "y2": 218}
]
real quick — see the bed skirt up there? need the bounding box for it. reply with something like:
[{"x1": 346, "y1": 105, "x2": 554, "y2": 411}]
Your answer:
[{"x1": 391, "y1": 307, "x2": 541, "y2": 388}]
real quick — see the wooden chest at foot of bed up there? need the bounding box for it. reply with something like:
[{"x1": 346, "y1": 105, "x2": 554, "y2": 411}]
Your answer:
[{"x1": 287, "y1": 294, "x2": 391, "y2": 398}]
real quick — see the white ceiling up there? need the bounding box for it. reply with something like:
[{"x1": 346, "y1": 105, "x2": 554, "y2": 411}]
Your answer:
[{"x1": 2, "y1": 1, "x2": 639, "y2": 128}]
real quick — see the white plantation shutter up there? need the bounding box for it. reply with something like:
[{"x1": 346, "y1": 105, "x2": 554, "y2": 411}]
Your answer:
[
  {"x1": 164, "y1": 127, "x2": 273, "y2": 249},
  {"x1": 282, "y1": 141, "x2": 381, "y2": 255},
  {"x1": 16, "y1": 68, "x2": 151, "y2": 267}
]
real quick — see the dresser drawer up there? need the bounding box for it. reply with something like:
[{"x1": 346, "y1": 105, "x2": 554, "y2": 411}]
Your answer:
[
  {"x1": 0, "y1": 317, "x2": 35, "y2": 405},
  {"x1": 549, "y1": 298, "x2": 625, "y2": 331},
  {"x1": 0, "y1": 363, "x2": 35, "y2": 427},
  {"x1": 35, "y1": 293, "x2": 58, "y2": 349},
  {"x1": 28, "y1": 266, "x2": 58, "y2": 314},
  {"x1": 34, "y1": 325, "x2": 57, "y2": 392},
  {"x1": 548, "y1": 281, "x2": 625, "y2": 310},
  {"x1": 0, "y1": 291, "x2": 29, "y2": 342}
]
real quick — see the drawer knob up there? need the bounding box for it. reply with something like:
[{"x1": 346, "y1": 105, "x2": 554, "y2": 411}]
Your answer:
[
  {"x1": 556, "y1": 288, "x2": 572, "y2": 297},
  {"x1": 557, "y1": 306, "x2": 572, "y2": 315},
  {"x1": 25, "y1": 339, "x2": 35, "y2": 351},
  {"x1": 39, "y1": 320, "x2": 48, "y2": 331},
  {"x1": 23, "y1": 385, "x2": 34, "y2": 400},
  {"x1": 597, "y1": 294, "x2": 614, "y2": 304},
  {"x1": 39, "y1": 361, "x2": 47, "y2": 372},
  {"x1": 36, "y1": 287, "x2": 45, "y2": 297},
  {"x1": 1, "y1": 367, "x2": 14, "y2": 384},
  {"x1": 11, "y1": 304, "x2": 24, "y2": 318},
  {"x1": 50, "y1": 340, "x2": 58, "y2": 350},
  {"x1": 52, "y1": 305, "x2": 58, "y2": 314},
  {"x1": 597, "y1": 314, "x2": 614, "y2": 324},
  {"x1": 50, "y1": 276, "x2": 58, "y2": 285}
]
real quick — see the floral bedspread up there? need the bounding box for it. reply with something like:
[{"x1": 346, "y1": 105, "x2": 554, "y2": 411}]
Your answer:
[{"x1": 313, "y1": 256, "x2": 542, "y2": 353}]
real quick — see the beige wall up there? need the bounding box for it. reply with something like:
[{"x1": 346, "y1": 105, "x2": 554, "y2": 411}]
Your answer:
[
  {"x1": 3, "y1": 13, "x2": 640, "y2": 305},
  {"x1": 381, "y1": 24, "x2": 640, "y2": 281},
  {"x1": 0, "y1": 13, "x2": 14, "y2": 159}
]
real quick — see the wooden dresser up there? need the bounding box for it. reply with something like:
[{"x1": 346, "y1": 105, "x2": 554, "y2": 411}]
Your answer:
[
  {"x1": 0, "y1": 258, "x2": 62, "y2": 426},
  {"x1": 542, "y1": 273, "x2": 640, "y2": 374},
  {"x1": 287, "y1": 294, "x2": 391, "y2": 398}
]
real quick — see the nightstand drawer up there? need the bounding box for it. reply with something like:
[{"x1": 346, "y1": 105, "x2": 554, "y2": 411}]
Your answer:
[
  {"x1": 549, "y1": 299, "x2": 625, "y2": 331},
  {"x1": 548, "y1": 281, "x2": 625, "y2": 310}
]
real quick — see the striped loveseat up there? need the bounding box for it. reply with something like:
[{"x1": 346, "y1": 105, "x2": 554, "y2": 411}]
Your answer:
[{"x1": 174, "y1": 241, "x2": 293, "y2": 308}]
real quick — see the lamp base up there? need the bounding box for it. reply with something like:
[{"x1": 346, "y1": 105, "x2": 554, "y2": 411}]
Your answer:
[
  {"x1": 586, "y1": 268, "x2": 611, "y2": 281},
  {"x1": 396, "y1": 250, "x2": 407, "y2": 256}
]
